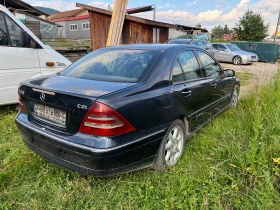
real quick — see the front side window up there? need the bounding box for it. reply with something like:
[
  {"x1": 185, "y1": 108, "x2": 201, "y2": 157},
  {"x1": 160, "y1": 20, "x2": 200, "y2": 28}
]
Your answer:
[
  {"x1": 82, "y1": 22, "x2": 90, "y2": 30},
  {"x1": 70, "y1": 24, "x2": 78, "y2": 31},
  {"x1": 0, "y1": 12, "x2": 8, "y2": 46},
  {"x1": 5, "y1": 15, "x2": 25, "y2": 47},
  {"x1": 196, "y1": 51, "x2": 222, "y2": 78},
  {"x1": 61, "y1": 49, "x2": 160, "y2": 83}
]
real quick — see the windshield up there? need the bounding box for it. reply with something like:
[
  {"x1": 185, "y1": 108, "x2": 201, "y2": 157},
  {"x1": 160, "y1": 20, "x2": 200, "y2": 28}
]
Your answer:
[
  {"x1": 225, "y1": 44, "x2": 241, "y2": 51},
  {"x1": 61, "y1": 49, "x2": 160, "y2": 83}
]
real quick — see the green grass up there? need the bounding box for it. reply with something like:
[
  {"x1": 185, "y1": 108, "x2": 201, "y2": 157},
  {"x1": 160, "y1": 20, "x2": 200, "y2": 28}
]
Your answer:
[
  {"x1": 236, "y1": 72, "x2": 254, "y2": 86},
  {"x1": 44, "y1": 38, "x2": 72, "y2": 47},
  {"x1": 1, "y1": 74, "x2": 280, "y2": 209}
]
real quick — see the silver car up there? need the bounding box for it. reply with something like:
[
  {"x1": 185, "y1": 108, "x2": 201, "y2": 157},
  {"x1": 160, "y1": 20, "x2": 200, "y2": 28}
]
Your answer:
[{"x1": 212, "y1": 43, "x2": 258, "y2": 65}]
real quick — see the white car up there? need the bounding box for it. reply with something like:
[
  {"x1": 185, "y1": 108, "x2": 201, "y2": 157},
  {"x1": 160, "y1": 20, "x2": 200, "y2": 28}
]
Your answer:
[
  {"x1": 212, "y1": 43, "x2": 258, "y2": 65},
  {"x1": 0, "y1": 5, "x2": 71, "y2": 105}
]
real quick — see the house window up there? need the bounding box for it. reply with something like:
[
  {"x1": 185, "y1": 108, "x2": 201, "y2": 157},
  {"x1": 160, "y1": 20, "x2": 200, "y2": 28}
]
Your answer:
[
  {"x1": 70, "y1": 24, "x2": 78, "y2": 31},
  {"x1": 82, "y1": 22, "x2": 90, "y2": 30}
]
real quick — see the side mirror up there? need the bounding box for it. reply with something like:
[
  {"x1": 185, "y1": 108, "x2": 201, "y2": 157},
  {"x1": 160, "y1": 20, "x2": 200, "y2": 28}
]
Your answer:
[{"x1": 224, "y1": 69, "x2": 235, "y2": 77}]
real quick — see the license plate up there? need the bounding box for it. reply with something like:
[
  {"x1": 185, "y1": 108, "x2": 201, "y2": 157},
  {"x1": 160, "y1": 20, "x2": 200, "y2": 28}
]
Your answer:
[{"x1": 34, "y1": 103, "x2": 67, "y2": 126}]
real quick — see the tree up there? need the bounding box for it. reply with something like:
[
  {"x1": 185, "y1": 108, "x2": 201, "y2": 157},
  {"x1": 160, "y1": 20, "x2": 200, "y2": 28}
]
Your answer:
[
  {"x1": 234, "y1": 10, "x2": 269, "y2": 41},
  {"x1": 224, "y1": 24, "x2": 233, "y2": 34},
  {"x1": 211, "y1": 25, "x2": 224, "y2": 39},
  {"x1": 212, "y1": 24, "x2": 234, "y2": 39}
]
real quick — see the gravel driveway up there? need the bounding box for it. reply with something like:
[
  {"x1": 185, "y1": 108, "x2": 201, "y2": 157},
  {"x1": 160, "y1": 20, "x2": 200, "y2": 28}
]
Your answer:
[{"x1": 220, "y1": 62, "x2": 279, "y2": 98}]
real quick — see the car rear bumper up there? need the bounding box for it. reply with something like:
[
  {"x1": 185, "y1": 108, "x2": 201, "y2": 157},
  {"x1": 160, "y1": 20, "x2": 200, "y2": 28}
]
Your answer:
[{"x1": 16, "y1": 112, "x2": 167, "y2": 176}]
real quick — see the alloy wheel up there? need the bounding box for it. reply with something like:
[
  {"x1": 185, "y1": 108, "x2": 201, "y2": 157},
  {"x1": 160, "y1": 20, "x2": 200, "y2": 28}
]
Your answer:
[
  {"x1": 164, "y1": 126, "x2": 184, "y2": 166},
  {"x1": 233, "y1": 56, "x2": 242, "y2": 65},
  {"x1": 230, "y1": 87, "x2": 239, "y2": 108}
]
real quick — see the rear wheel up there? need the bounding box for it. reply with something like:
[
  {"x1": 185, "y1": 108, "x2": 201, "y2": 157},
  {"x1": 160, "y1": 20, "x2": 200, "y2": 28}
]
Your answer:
[
  {"x1": 233, "y1": 56, "x2": 242, "y2": 65},
  {"x1": 152, "y1": 120, "x2": 186, "y2": 171}
]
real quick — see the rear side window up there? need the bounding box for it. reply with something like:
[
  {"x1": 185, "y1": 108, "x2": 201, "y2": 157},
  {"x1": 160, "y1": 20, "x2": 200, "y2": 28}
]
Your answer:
[
  {"x1": 172, "y1": 60, "x2": 185, "y2": 82},
  {"x1": 212, "y1": 44, "x2": 218, "y2": 50},
  {"x1": 217, "y1": 44, "x2": 227, "y2": 51},
  {"x1": 196, "y1": 51, "x2": 222, "y2": 78},
  {"x1": 0, "y1": 12, "x2": 8, "y2": 46},
  {"x1": 205, "y1": 43, "x2": 212, "y2": 49},
  {"x1": 172, "y1": 50, "x2": 202, "y2": 83},
  {"x1": 196, "y1": 41, "x2": 205, "y2": 49},
  {"x1": 61, "y1": 49, "x2": 160, "y2": 83}
]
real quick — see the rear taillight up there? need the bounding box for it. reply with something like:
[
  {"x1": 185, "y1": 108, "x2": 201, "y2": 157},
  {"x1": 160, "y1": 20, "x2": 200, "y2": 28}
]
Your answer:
[
  {"x1": 79, "y1": 102, "x2": 135, "y2": 137},
  {"x1": 18, "y1": 88, "x2": 27, "y2": 113}
]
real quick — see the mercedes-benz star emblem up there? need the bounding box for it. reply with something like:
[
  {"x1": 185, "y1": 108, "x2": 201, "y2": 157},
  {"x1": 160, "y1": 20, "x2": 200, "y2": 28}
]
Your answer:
[{"x1": 40, "y1": 93, "x2": 46, "y2": 101}]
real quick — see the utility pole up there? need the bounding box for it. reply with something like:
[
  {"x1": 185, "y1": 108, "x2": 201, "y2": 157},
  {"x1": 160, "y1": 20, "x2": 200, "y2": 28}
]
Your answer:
[
  {"x1": 274, "y1": 11, "x2": 280, "y2": 42},
  {"x1": 106, "y1": 0, "x2": 128, "y2": 46}
]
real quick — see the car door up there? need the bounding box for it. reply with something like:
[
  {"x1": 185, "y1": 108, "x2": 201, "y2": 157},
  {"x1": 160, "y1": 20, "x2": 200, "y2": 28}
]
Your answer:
[
  {"x1": 217, "y1": 44, "x2": 232, "y2": 62},
  {"x1": 212, "y1": 43, "x2": 223, "y2": 61},
  {"x1": 171, "y1": 50, "x2": 213, "y2": 130},
  {"x1": 196, "y1": 50, "x2": 233, "y2": 113},
  {"x1": 0, "y1": 11, "x2": 41, "y2": 105}
]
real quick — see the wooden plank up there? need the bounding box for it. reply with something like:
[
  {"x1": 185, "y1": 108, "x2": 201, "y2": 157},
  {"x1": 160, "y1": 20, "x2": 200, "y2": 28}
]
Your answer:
[
  {"x1": 90, "y1": 11, "x2": 110, "y2": 50},
  {"x1": 106, "y1": 0, "x2": 128, "y2": 46}
]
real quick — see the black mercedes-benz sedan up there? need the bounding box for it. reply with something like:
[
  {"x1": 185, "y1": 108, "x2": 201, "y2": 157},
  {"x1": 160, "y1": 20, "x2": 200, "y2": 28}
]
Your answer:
[{"x1": 16, "y1": 44, "x2": 240, "y2": 176}]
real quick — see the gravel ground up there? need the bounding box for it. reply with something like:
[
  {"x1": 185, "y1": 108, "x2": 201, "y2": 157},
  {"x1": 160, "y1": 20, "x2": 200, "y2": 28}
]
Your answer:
[{"x1": 220, "y1": 62, "x2": 280, "y2": 98}]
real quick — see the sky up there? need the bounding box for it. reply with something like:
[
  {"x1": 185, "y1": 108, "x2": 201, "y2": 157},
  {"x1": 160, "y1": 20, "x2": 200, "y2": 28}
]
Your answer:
[{"x1": 24, "y1": 0, "x2": 280, "y2": 36}]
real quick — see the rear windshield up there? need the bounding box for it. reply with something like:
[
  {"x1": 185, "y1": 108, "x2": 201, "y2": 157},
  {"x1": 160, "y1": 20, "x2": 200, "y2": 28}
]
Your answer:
[{"x1": 61, "y1": 49, "x2": 160, "y2": 83}]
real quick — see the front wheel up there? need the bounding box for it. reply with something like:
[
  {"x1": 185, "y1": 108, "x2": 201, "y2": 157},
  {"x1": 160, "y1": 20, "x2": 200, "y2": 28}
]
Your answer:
[
  {"x1": 233, "y1": 56, "x2": 242, "y2": 65},
  {"x1": 152, "y1": 120, "x2": 186, "y2": 171},
  {"x1": 229, "y1": 85, "x2": 239, "y2": 108}
]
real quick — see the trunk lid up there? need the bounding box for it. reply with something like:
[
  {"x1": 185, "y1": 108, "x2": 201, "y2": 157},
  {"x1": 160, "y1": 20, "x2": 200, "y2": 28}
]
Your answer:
[{"x1": 19, "y1": 75, "x2": 136, "y2": 134}]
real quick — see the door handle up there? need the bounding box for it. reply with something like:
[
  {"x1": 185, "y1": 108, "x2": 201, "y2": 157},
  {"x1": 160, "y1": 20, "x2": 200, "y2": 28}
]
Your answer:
[
  {"x1": 182, "y1": 90, "x2": 192, "y2": 97},
  {"x1": 211, "y1": 83, "x2": 217, "y2": 88}
]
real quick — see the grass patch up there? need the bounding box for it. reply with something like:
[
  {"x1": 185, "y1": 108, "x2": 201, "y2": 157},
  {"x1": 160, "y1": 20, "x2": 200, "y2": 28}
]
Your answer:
[
  {"x1": 1, "y1": 74, "x2": 280, "y2": 209},
  {"x1": 236, "y1": 71, "x2": 254, "y2": 86}
]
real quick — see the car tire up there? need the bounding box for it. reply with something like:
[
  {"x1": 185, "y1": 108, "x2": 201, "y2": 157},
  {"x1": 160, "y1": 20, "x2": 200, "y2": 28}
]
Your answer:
[
  {"x1": 233, "y1": 56, "x2": 242, "y2": 65},
  {"x1": 229, "y1": 85, "x2": 239, "y2": 108},
  {"x1": 152, "y1": 119, "x2": 186, "y2": 171}
]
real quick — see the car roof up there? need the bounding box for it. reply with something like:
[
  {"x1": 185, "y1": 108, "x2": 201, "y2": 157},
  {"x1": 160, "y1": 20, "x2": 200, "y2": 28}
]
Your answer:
[
  {"x1": 212, "y1": 43, "x2": 229, "y2": 45},
  {"x1": 100, "y1": 44, "x2": 200, "y2": 52}
]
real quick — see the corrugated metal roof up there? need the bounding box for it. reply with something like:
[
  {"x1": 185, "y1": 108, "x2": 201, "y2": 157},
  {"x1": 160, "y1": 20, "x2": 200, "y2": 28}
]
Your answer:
[
  {"x1": 126, "y1": 5, "x2": 154, "y2": 14},
  {"x1": 0, "y1": 0, "x2": 49, "y2": 16},
  {"x1": 76, "y1": 3, "x2": 176, "y2": 29}
]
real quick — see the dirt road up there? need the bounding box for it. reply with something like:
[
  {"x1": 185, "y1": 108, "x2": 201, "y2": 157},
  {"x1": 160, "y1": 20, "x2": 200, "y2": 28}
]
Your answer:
[{"x1": 220, "y1": 62, "x2": 279, "y2": 98}]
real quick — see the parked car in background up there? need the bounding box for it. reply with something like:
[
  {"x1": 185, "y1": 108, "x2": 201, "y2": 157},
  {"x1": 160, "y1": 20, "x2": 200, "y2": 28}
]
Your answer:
[
  {"x1": 0, "y1": 5, "x2": 71, "y2": 105},
  {"x1": 212, "y1": 43, "x2": 258, "y2": 65},
  {"x1": 166, "y1": 39, "x2": 215, "y2": 56},
  {"x1": 16, "y1": 44, "x2": 239, "y2": 176}
]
